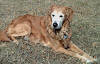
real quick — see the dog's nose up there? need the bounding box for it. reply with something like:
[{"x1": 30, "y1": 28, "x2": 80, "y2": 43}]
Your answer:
[{"x1": 53, "y1": 23, "x2": 58, "y2": 28}]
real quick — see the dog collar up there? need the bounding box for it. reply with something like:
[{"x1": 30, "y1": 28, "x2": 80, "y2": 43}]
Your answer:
[{"x1": 64, "y1": 34, "x2": 68, "y2": 39}]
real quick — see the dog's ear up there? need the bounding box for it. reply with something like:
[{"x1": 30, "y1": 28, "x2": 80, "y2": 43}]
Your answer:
[{"x1": 65, "y1": 7, "x2": 74, "y2": 22}]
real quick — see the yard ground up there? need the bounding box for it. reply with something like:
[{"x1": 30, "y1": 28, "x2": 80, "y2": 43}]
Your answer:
[{"x1": 0, "y1": 0, "x2": 100, "y2": 64}]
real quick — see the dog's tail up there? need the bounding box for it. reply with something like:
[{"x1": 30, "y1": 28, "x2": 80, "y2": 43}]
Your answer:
[{"x1": 0, "y1": 29, "x2": 10, "y2": 42}]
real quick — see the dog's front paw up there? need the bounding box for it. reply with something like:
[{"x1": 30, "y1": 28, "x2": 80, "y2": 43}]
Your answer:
[
  {"x1": 24, "y1": 36, "x2": 29, "y2": 41},
  {"x1": 80, "y1": 55, "x2": 97, "y2": 64},
  {"x1": 82, "y1": 58, "x2": 97, "y2": 64},
  {"x1": 13, "y1": 40, "x2": 19, "y2": 45},
  {"x1": 86, "y1": 59, "x2": 97, "y2": 64}
]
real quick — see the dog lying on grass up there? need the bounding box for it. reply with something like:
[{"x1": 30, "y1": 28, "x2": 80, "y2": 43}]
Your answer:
[{"x1": 0, "y1": 5, "x2": 97, "y2": 64}]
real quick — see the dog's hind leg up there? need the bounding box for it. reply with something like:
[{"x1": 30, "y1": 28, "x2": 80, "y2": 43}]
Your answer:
[
  {"x1": 8, "y1": 34, "x2": 19, "y2": 44},
  {"x1": 11, "y1": 36, "x2": 18, "y2": 43}
]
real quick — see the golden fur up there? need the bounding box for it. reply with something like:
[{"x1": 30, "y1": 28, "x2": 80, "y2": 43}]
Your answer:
[{"x1": 0, "y1": 5, "x2": 96, "y2": 63}]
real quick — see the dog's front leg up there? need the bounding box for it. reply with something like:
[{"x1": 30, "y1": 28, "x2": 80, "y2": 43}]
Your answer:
[
  {"x1": 55, "y1": 46, "x2": 96, "y2": 63},
  {"x1": 68, "y1": 41, "x2": 96, "y2": 63},
  {"x1": 45, "y1": 40, "x2": 83, "y2": 60},
  {"x1": 43, "y1": 37, "x2": 96, "y2": 63}
]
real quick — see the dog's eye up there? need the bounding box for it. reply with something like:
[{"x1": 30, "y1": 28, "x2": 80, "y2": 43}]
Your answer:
[
  {"x1": 59, "y1": 15, "x2": 63, "y2": 17},
  {"x1": 52, "y1": 14, "x2": 55, "y2": 17}
]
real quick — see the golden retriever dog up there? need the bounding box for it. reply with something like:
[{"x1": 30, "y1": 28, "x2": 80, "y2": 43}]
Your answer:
[{"x1": 0, "y1": 5, "x2": 96, "y2": 63}]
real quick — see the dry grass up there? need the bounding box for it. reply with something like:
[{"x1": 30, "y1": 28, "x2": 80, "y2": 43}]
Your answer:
[{"x1": 0, "y1": 0, "x2": 100, "y2": 64}]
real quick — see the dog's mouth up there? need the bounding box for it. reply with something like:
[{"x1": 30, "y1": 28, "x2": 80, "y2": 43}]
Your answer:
[
  {"x1": 53, "y1": 28, "x2": 61, "y2": 34},
  {"x1": 52, "y1": 26, "x2": 62, "y2": 30},
  {"x1": 52, "y1": 24, "x2": 62, "y2": 34},
  {"x1": 53, "y1": 27, "x2": 61, "y2": 30}
]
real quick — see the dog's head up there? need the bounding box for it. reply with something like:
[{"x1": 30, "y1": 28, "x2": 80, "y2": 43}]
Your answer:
[{"x1": 48, "y1": 5, "x2": 73, "y2": 30}]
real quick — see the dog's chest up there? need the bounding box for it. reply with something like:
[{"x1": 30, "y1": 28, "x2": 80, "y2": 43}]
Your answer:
[
  {"x1": 48, "y1": 28, "x2": 70, "y2": 40},
  {"x1": 47, "y1": 26, "x2": 72, "y2": 48}
]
